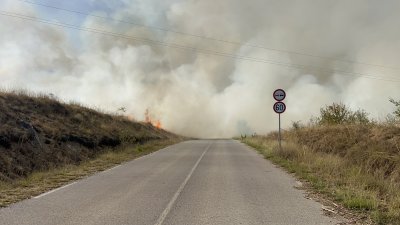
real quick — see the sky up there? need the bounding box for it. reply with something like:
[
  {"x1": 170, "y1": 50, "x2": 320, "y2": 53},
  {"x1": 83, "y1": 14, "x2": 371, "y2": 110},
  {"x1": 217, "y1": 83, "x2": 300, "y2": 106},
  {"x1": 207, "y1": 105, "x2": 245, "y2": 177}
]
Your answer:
[{"x1": 0, "y1": 0, "x2": 400, "y2": 138}]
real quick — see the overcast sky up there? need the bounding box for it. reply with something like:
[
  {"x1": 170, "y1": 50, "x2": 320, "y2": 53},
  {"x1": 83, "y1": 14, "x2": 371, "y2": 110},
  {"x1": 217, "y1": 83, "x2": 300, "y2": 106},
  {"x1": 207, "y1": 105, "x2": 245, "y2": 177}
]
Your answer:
[{"x1": 1, "y1": 0, "x2": 399, "y2": 138}]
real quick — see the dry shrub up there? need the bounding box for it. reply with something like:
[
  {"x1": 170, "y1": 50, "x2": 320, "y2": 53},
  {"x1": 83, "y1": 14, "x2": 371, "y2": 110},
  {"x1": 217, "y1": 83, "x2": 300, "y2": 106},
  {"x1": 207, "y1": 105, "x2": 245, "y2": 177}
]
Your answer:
[
  {"x1": 291, "y1": 124, "x2": 400, "y2": 178},
  {"x1": 272, "y1": 142, "x2": 301, "y2": 160}
]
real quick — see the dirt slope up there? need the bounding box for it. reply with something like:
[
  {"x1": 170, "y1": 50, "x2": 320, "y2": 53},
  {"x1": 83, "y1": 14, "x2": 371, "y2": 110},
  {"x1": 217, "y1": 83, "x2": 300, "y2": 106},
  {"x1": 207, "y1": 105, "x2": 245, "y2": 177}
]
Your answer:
[{"x1": 0, "y1": 91, "x2": 176, "y2": 181}]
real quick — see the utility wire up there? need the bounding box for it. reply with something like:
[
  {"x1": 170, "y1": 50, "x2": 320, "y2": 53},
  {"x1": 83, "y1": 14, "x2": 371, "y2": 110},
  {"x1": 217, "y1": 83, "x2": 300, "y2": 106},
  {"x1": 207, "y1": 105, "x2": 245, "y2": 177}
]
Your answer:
[
  {"x1": 16, "y1": 0, "x2": 400, "y2": 71},
  {"x1": 1, "y1": 10, "x2": 400, "y2": 83}
]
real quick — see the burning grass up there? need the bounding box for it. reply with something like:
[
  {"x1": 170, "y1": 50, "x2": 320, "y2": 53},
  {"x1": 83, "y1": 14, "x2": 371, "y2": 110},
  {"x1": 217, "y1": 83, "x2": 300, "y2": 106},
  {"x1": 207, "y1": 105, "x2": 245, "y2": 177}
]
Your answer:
[
  {"x1": 0, "y1": 90, "x2": 182, "y2": 206},
  {"x1": 243, "y1": 124, "x2": 400, "y2": 224}
]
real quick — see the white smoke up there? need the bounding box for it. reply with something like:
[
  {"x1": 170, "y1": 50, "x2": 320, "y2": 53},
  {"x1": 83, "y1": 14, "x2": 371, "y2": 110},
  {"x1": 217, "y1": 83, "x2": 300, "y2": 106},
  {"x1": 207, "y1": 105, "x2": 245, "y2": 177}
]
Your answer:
[{"x1": 1, "y1": 0, "x2": 400, "y2": 138}]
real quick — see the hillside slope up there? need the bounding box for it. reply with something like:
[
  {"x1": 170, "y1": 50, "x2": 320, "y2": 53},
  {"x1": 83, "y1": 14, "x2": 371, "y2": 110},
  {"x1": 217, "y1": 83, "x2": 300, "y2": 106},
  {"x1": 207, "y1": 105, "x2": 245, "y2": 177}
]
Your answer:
[{"x1": 0, "y1": 91, "x2": 176, "y2": 181}]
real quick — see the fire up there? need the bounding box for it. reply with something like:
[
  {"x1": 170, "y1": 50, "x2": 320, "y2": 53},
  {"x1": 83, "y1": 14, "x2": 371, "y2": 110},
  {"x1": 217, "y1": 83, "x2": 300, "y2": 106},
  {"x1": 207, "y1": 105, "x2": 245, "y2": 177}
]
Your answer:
[
  {"x1": 144, "y1": 108, "x2": 162, "y2": 129},
  {"x1": 155, "y1": 120, "x2": 162, "y2": 129}
]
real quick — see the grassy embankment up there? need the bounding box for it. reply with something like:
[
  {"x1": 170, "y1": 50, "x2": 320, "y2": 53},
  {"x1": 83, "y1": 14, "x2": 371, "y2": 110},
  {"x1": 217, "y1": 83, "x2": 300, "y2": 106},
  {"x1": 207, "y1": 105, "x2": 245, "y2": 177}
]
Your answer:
[
  {"x1": 0, "y1": 91, "x2": 182, "y2": 207},
  {"x1": 243, "y1": 104, "x2": 400, "y2": 224}
]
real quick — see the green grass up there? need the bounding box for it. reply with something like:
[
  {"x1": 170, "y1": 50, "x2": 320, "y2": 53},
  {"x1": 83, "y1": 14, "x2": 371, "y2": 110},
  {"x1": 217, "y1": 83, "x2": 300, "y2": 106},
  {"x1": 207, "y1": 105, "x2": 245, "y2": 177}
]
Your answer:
[
  {"x1": 242, "y1": 137, "x2": 400, "y2": 225},
  {"x1": 0, "y1": 138, "x2": 181, "y2": 207}
]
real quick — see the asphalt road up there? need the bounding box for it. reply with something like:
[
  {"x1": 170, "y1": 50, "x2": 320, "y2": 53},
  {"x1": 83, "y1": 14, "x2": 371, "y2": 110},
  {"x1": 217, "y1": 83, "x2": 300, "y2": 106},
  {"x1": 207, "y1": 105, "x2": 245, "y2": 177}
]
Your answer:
[{"x1": 0, "y1": 140, "x2": 343, "y2": 225}]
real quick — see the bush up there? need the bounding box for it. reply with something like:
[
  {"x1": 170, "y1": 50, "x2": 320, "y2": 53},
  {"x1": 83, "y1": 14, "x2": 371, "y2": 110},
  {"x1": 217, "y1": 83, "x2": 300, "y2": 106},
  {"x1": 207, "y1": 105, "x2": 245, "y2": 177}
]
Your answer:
[
  {"x1": 349, "y1": 109, "x2": 370, "y2": 124},
  {"x1": 318, "y1": 102, "x2": 370, "y2": 125},
  {"x1": 390, "y1": 98, "x2": 400, "y2": 118}
]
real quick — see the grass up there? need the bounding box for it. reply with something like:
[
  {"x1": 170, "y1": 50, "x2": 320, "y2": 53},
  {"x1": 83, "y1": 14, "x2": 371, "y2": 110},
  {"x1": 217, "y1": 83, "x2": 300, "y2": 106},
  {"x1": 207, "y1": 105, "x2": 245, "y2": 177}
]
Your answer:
[
  {"x1": 242, "y1": 124, "x2": 400, "y2": 225},
  {"x1": 0, "y1": 138, "x2": 181, "y2": 207},
  {"x1": 0, "y1": 90, "x2": 178, "y2": 181}
]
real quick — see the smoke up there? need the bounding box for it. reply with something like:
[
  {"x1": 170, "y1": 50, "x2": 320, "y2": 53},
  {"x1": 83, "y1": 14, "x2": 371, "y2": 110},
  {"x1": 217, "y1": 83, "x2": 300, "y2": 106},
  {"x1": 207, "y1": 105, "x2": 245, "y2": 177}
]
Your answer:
[{"x1": 1, "y1": 0, "x2": 400, "y2": 138}]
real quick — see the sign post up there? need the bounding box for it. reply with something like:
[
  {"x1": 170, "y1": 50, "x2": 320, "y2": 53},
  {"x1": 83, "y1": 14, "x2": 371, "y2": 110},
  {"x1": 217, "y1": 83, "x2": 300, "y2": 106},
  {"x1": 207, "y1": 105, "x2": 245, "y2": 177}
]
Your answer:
[{"x1": 273, "y1": 89, "x2": 286, "y2": 150}]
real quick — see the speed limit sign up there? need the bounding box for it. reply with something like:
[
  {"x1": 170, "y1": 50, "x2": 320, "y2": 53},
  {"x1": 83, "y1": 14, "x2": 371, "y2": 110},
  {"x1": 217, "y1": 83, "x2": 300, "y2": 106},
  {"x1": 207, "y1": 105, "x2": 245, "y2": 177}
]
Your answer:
[
  {"x1": 273, "y1": 102, "x2": 286, "y2": 114},
  {"x1": 273, "y1": 89, "x2": 286, "y2": 151}
]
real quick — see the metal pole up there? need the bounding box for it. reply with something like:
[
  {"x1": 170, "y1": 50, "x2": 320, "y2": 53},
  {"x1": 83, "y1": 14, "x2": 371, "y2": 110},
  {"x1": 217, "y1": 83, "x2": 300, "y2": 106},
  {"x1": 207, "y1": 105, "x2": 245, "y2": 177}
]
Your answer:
[{"x1": 278, "y1": 113, "x2": 282, "y2": 150}]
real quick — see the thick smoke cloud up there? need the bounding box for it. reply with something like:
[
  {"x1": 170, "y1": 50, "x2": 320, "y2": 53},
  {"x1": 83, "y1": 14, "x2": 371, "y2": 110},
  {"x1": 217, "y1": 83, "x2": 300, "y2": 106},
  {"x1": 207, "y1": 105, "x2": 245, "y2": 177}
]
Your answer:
[{"x1": 1, "y1": 0, "x2": 399, "y2": 138}]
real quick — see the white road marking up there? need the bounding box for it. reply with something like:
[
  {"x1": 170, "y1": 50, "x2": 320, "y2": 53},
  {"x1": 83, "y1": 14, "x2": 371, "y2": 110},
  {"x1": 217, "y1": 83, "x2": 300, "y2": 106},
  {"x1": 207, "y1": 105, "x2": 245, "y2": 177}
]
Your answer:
[
  {"x1": 154, "y1": 142, "x2": 212, "y2": 225},
  {"x1": 33, "y1": 181, "x2": 77, "y2": 199}
]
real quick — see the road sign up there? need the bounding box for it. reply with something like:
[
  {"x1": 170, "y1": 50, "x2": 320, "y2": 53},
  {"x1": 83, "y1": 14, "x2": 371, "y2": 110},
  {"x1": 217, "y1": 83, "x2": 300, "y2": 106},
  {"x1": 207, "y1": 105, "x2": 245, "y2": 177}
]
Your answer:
[
  {"x1": 272, "y1": 89, "x2": 286, "y2": 151},
  {"x1": 273, "y1": 102, "x2": 286, "y2": 114},
  {"x1": 273, "y1": 89, "x2": 286, "y2": 102}
]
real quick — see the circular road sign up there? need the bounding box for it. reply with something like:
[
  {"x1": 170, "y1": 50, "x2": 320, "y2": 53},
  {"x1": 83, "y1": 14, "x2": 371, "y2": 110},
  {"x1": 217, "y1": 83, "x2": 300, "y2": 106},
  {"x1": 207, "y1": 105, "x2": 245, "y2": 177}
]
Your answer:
[
  {"x1": 273, "y1": 102, "x2": 286, "y2": 114},
  {"x1": 273, "y1": 89, "x2": 286, "y2": 101}
]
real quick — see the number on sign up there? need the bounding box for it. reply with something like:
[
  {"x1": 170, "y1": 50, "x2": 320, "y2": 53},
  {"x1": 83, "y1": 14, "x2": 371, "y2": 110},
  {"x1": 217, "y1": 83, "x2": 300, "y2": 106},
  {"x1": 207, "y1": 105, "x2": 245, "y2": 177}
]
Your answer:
[{"x1": 273, "y1": 102, "x2": 286, "y2": 114}]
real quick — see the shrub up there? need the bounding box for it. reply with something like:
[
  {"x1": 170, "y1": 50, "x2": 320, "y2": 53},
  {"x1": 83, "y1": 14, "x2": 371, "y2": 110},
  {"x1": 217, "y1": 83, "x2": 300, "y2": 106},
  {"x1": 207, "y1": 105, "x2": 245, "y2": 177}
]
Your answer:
[
  {"x1": 389, "y1": 98, "x2": 400, "y2": 118},
  {"x1": 318, "y1": 102, "x2": 370, "y2": 125},
  {"x1": 348, "y1": 109, "x2": 370, "y2": 124}
]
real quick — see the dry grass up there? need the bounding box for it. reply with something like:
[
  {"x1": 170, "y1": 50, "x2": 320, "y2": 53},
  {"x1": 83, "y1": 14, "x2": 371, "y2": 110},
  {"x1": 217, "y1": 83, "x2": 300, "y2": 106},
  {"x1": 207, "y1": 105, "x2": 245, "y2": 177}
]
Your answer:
[
  {"x1": 0, "y1": 90, "x2": 178, "y2": 181},
  {"x1": 243, "y1": 124, "x2": 400, "y2": 225}
]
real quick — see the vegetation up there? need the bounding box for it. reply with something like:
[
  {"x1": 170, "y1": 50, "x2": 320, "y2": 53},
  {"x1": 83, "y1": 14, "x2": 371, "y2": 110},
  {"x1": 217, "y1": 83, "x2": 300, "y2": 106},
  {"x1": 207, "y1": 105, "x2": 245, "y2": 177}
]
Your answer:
[
  {"x1": 317, "y1": 102, "x2": 370, "y2": 125},
  {"x1": 243, "y1": 102, "x2": 400, "y2": 225},
  {"x1": 0, "y1": 90, "x2": 182, "y2": 206},
  {"x1": 390, "y1": 98, "x2": 400, "y2": 119}
]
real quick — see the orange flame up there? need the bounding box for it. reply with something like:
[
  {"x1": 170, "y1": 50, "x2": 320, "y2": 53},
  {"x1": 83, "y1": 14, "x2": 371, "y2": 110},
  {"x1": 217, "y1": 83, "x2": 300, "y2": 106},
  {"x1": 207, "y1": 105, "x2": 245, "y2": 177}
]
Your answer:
[
  {"x1": 144, "y1": 108, "x2": 162, "y2": 129},
  {"x1": 155, "y1": 120, "x2": 162, "y2": 129}
]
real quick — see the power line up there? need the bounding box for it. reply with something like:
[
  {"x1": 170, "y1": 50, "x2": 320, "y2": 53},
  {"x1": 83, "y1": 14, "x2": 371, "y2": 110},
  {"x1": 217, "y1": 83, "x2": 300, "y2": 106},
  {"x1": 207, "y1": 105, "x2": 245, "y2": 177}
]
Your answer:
[
  {"x1": 16, "y1": 0, "x2": 400, "y2": 71},
  {"x1": 1, "y1": 10, "x2": 400, "y2": 83}
]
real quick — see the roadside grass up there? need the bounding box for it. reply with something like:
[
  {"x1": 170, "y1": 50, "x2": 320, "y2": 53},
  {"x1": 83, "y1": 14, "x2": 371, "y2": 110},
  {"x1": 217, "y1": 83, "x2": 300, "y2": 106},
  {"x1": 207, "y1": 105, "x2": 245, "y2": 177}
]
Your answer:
[
  {"x1": 242, "y1": 130, "x2": 400, "y2": 225},
  {"x1": 0, "y1": 138, "x2": 181, "y2": 207}
]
